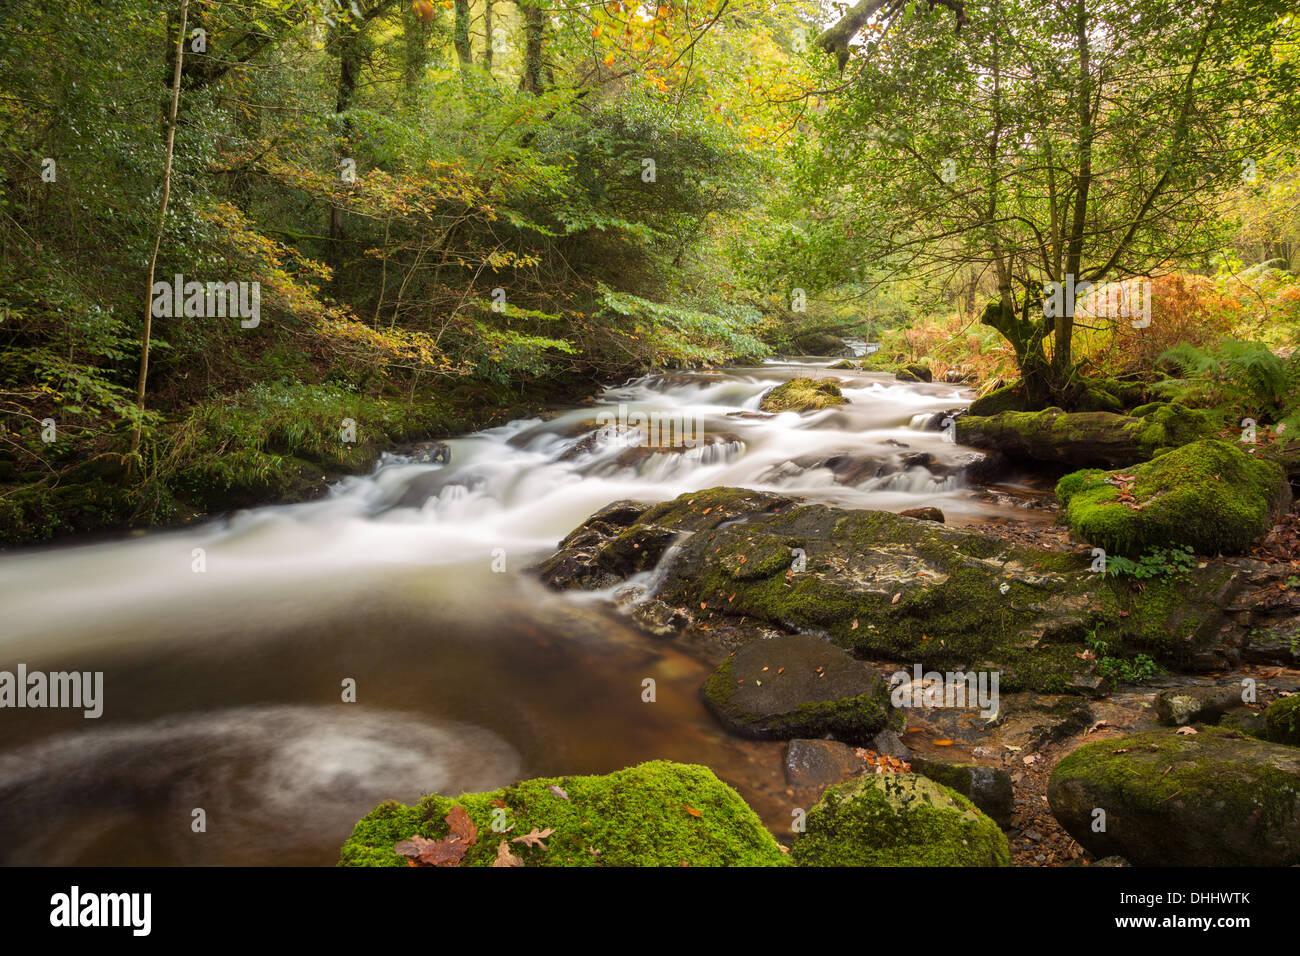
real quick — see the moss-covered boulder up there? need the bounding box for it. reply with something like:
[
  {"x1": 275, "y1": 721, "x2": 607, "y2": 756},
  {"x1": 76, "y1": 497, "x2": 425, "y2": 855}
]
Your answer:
[
  {"x1": 1265, "y1": 696, "x2": 1300, "y2": 746},
  {"x1": 909, "y1": 758, "x2": 1014, "y2": 829},
  {"x1": 968, "y1": 383, "x2": 1026, "y2": 417},
  {"x1": 702, "y1": 633, "x2": 897, "y2": 743},
  {"x1": 894, "y1": 363, "x2": 932, "y2": 383},
  {"x1": 792, "y1": 331, "x2": 852, "y2": 356},
  {"x1": 1056, "y1": 439, "x2": 1290, "y2": 556},
  {"x1": 1047, "y1": 726, "x2": 1300, "y2": 866},
  {"x1": 759, "y1": 378, "x2": 847, "y2": 413},
  {"x1": 339, "y1": 761, "x2": 788, "y2": 867},
  {"x1": 539, "y1": 489, "x2": 1249, "y2": 692},
  {"x1": 791, "y1": 773, "x2": 1009, "y2": 866},
  {"x1": 955, "y1": 403, "x2": 1212, "y2": 470}
]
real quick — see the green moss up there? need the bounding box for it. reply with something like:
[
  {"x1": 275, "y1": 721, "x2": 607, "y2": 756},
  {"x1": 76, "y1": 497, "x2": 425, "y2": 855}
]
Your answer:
[
  {"x1": 701, "y1": 652, "x2": 898, "y2": 743},
  {"x1": 650, "y1": 493, "x2": 1241, "y2": 693},
  {"x1": 791, "y1": 773, "x2": 1009, "y2": 866},
  {"x1": 1130, "y1": 402, "x2": 1214, "y2": 453},
  {"x1": 1055, "y1": 439, "x2": 1287, "y2": 556},
  {"x1": 338, "y1": 760, "x2": 789, "y2": 867},
  {"x1": 894, "y1": 363, "x2": 932, "y2": 383},
  {"x1": 759, "y1": 377, "x2": 847, "y2": 413},
  {"x1": 967, "y1": 383, "x2": 1026, "y2": 416},
  {"x1": 1051, "y1": 725, "x2": 1300, "y2": 825},
  {"x1": 1265, "y1": 696, "x2": 1300, "y2": 746}
]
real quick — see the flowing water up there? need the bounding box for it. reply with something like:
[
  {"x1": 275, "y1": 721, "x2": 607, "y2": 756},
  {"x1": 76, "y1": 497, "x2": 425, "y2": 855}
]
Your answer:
[{"x1": 0, "y1": 358, "x2": 1034, "y2": 865}]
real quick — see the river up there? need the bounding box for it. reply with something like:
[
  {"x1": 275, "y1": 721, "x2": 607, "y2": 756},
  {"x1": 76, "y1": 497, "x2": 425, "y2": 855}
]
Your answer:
[{"x1": 0, "y1": 356, "x2": 1030, "y2": 865}]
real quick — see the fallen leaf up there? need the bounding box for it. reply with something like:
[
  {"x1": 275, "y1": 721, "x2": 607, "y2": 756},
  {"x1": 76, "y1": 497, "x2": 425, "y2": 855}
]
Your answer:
[
  {"x1": 548, "y1": 785, "x2": 569, "y2": 800},
  {"x1": 492, "y1": 840, "x2": 523, "y2": 867},
  {"x1": 445, "y1": 804, "x2": 478, "y2": 845},
  {"x1": 891, "y1": 592, "x2": 901, "y2": 604},
  {"x1": 682, "y1": 804, "x2": 702, "y2": 817},
  {"x1": 1176, "y1": 726, "x2": 1198, "y2": 735},
  {"x1": 512, "y1": 827, "x2": 556, "y2": 849}
]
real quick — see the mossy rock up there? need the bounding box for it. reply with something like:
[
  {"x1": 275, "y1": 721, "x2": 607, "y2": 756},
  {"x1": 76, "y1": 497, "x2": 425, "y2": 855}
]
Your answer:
[
  {"x1": 909, "y1": 758, "x2": 1014, "y2": 829},
  {"x1": 967, "y1": 383, "x2": 1026, "y2": 417},
  {"x1": 1055, "y1": 439, "x2": 1290, "y2": 556},
  {"x1": 648, "y1": 492, "x2": 1244, "y2": 692},
  {"x1": 791, "y1": 773, "x2": 1009, "y2": 866},
  {"x1": 539, "y1": 489, "x2": 1249, "y2": 691},
  {"x1": 701, "y1": 633, "x2": 897, "y2": 744},
  {"x1": 1047, "y1": 726, "x2": 1300, "y2": 865},
  {"x1": 894, "y1": 363, "x2": 932, "y2": 383},
  {"x1": 339, "y1": 761, "x2": 788, "y2": 867},
  {"x1": 759, "y1": 378, "x2": 848, "y2": 413},
  {"x1": 955, "y1": 403, "x2": 1213, "y2": 470},
  {"x1": 827, "y1": 359, "x2": 858, "y2": 370},
  {"x1": 1265, "y1": 696, "x2": 1300, "y2": 747}
]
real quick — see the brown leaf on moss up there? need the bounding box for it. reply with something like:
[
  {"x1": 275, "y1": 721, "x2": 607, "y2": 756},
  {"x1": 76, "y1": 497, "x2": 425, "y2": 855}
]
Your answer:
[
  {"x1": 492, "y1": 840, "x2": 524, "y2": 867},
  {"x1": 511, "y1": 827, "x2": 555, "y2": 849}
]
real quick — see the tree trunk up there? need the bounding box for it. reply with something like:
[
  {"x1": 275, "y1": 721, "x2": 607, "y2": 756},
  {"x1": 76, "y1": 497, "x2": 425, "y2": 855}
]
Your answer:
[
  {"x1": 519, "y1": 1, "x2": 545, "y2": 94},
  {"x1": 403, "y1": 5, "x2": 433, "y2": 109},
  {"x1": 484, "y1": 0, "x2": 494, "y2": 72},
  {"x1": 454, "y1": 0, "x2": 473, "y2": 69},
  {"x1": 330, "y1": 19, "x2": 362, "y2": 283},
  {"x1": 132, "y1": 0, "x2": 189, "y2": 466},
  {"x1": 1057, "y1": 0, "x2": 1093, "y2": 376}
]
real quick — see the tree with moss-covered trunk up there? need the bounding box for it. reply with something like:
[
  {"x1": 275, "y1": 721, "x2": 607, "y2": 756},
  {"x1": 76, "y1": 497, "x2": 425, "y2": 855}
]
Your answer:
[{"x1": 804, "y1": 0, "x2": 1296, "y2": 408}]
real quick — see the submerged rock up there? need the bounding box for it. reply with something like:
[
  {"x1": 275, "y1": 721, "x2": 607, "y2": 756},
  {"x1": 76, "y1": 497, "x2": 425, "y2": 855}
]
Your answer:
[
  {"x1": 338, "y1": 760, "x2": 788, "y2": 867},
  {"x1": 782, "y1": 739, "x2": 866, "y2": 789},
  {"x1": 1047, "y1": 726, "x2": 1300, "y2": 866},
  {"x1": 1056, "y1": 439, "x2": 1290, "y2": 556},
  {"x1": 956, "y1": 403, "x2": 1212, "y2": 469},
  {"x1": 790, "y1": 773, "x2": 1010, "y2": 866},
  {"x1": 758, "y1": 378, "x2": 847, "y2": 413},
  {"x1": 701, "y1": 633, "x2": 897, "y2": 743}
]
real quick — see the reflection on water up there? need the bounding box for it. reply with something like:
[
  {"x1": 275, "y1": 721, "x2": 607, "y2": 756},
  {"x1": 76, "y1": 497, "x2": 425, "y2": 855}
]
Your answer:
[{"x1": 0, "y1": 363, "x2": 1013, "y2": 865}]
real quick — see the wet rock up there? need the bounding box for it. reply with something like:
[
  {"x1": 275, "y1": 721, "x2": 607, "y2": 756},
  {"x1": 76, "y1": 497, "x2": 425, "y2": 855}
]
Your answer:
[
  {"x1": 405, "y1": 440, "x2": 451, "y2": 464},
  {"x1": 759, "y1": 378, "x2": 847, "y2": 413},
  {"x1": 1048, "y1": 726, "x2": 1300, "y2": 866},
  {"x1": 909, "y1": 758, "x2": 1014, "y2": 829},
  {"x1": 539, "y1": 488, "x2": 1248, "y2": 693},
  {"x1": 899, "y1": 507, "x2": 944, "y2": 523},
  {"x1": 782, "y1": 739, "x2": 864, "y2": 789},
  {"x1": 701, "y1": 633, "x2": 896, "y2": 744},
  {"x1": 648, "y1": 491, "x2": 1244, "y2": 692},
  {"x1": 627, "y1": 599, "x2": 692, "y2": 638},
  {"x1": 791, "y1": 773, "x2": 1009, "y2": 866},
  {"x1": 873, "y1": 729, "x2": 911, "y2": 759},
  {"x1": 1154, "y1": 684, "x2": 1247, "y2": 726}
]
